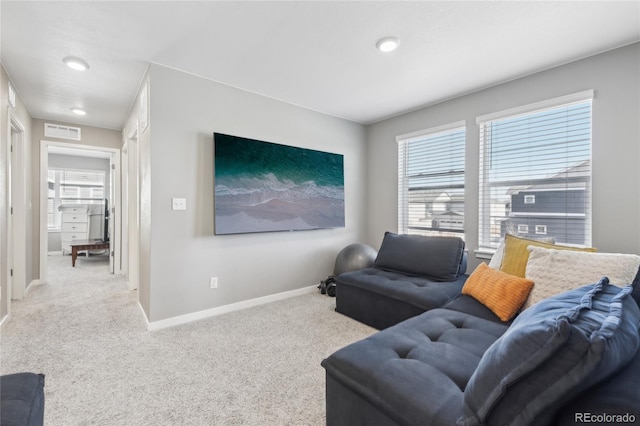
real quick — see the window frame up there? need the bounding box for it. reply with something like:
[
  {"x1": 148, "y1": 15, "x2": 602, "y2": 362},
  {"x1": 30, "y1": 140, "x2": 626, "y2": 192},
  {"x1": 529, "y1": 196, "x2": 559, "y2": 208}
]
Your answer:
[
  {"x1": 397, "y1": 120, "x2": 466, "y2": 238},
  {"x1": 477, "y1": 90, "x2": 594, "y2": 251}
]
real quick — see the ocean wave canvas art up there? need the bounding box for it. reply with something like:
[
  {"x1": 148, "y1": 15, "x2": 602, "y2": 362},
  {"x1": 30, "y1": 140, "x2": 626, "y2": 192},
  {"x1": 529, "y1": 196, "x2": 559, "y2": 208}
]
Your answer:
[{"x1": 214, "y1": 133, "x2": 345, "y2": 235}]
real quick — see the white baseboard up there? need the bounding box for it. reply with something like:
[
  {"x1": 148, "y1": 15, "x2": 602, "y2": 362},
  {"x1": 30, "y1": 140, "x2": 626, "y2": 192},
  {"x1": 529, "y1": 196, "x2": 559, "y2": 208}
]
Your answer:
[
  {"x1": 147, "y1": 285, "x2": 317, "y2": 331},
  {"x1": 137, "y1": 301, "x2": 151, "y2": 328},
  {"x1": 24, "y1": 279, "x2": 44, "y2": 297},
  {"x1": 0, "y1": 313, "x2": 9, "y2": 330}
]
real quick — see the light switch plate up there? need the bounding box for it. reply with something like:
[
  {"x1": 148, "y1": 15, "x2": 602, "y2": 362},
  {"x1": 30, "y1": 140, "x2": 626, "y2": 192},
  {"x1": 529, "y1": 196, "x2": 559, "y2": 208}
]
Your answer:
[{"x1": 172, "y1": 198, "x2": 186, "y2": 211}]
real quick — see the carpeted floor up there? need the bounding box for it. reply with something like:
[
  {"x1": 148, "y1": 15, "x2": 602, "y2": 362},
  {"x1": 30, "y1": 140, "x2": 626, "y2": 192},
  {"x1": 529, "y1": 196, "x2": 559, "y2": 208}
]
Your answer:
[{"x1": 1, "y1": 253, "x2": 375, "y2": 425}]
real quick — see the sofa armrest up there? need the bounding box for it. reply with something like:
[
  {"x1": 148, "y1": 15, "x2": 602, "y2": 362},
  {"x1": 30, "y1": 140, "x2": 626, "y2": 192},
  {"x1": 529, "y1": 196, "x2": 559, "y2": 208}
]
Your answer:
[{"x1": 0, "y1": 372, "x2": 45, "y2": 426}]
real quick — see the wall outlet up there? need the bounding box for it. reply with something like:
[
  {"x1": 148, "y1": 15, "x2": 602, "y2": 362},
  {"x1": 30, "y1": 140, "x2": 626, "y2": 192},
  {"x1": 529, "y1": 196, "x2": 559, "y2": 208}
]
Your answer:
[
  {"x1": 210, "y1": 277, "x2": 218, "y2": 289},
  {"x1": 172, "y1": 197, "x2": 187, "y2": 211}
]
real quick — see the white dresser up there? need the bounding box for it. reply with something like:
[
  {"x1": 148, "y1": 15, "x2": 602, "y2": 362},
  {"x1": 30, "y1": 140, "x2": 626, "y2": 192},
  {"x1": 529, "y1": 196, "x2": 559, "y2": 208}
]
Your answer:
[{"x1": 59, "y1": 204, "x2": 104, "y2": 254}]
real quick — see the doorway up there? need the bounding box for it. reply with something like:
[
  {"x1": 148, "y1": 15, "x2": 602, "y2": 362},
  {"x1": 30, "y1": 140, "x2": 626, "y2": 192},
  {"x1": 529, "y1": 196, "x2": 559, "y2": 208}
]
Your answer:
[{"x1": 39, "y1": 141, "x2": 121, "y2": 283}]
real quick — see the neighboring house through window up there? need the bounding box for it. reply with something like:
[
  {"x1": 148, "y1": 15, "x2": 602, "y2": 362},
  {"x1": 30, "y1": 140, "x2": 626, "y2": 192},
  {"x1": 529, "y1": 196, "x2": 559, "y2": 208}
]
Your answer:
[
  {"x1": 477, "y1": 91, "x2": 593, "y2": 250},
  {"x1": 397, "y1": 121, "x2": 466, "y2": 239}
]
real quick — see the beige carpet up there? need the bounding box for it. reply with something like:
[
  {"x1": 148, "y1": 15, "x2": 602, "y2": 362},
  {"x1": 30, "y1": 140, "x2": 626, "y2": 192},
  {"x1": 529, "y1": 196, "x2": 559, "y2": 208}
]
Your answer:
[{"x1": 1, "y1": 253, "x2": 375, "y2": 425}]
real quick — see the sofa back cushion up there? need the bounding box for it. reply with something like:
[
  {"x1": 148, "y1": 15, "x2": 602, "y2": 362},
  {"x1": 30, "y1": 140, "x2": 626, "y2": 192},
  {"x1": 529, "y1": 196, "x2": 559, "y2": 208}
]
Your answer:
[
  {"x1": 458, "y1": 278, "x2": 640, "y2": 426},
  {"x1": 374, "y1": 232, "x2": 465, "y2": 281}
]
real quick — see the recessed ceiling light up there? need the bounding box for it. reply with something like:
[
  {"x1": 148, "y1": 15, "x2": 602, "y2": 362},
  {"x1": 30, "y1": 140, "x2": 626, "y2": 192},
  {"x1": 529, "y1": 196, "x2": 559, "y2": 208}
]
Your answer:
[
  {"x1": 63, "y1": 56, "x2": 90, "y2": 71},
  {"x1": 376, "y1": 37, "x2": 400, "y2": 53},
  {"x1": 71, "y1": 108, "x2": 87, "y2": 116}
]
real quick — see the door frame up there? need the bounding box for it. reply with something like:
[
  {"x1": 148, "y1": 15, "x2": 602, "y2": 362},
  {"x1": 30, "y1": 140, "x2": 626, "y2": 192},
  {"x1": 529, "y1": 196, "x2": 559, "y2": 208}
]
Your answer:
[
  {"x1": 122, "y1": 125, "x2": 140, "y2": 290},
  {"x1": 7, "y1": 111, "x2": 27, "y2": 301},
  {"x1": 39, "y1": 140, "x2": 121, "y2": 282}
]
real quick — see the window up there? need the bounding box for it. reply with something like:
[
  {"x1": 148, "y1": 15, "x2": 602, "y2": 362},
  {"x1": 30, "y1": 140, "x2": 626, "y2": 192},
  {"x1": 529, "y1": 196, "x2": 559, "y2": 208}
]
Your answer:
[
  {"x1": 48, "y1": 168, "x2": 105, "y2": 229},
  {"x1": 478, "y1": 91, "x2": 593, "y2": 250},
  {"x1": 517, "y1": 224, "x2": 529, "y2": 234},
  {"x1": 397, "y1": 121, "x2": 465, "y2": 238}
]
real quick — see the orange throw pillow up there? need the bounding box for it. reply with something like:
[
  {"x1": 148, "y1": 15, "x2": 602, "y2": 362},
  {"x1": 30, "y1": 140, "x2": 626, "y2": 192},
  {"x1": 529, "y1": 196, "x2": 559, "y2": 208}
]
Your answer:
[{"x1": 462, "y1": 263, "x2": 534, "y2": 322}]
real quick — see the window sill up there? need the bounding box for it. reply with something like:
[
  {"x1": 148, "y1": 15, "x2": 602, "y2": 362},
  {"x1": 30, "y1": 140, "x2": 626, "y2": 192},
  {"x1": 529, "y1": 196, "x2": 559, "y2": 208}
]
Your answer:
[{"x1": 474, "y1": 248, "x2": 496, "y2": 260}]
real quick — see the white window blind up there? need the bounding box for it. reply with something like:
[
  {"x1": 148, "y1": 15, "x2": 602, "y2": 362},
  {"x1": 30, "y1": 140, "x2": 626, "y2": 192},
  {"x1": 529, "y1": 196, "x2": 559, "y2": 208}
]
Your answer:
[
  {"x1": 48, "y1": 169, "x2": 105, "y2": 229},
  {"x1": 397, "y1": 122, "x2": 465, "y2": 238},
  {"x1": 477, "y1": 92, "x2": 593, "y2": 250}
]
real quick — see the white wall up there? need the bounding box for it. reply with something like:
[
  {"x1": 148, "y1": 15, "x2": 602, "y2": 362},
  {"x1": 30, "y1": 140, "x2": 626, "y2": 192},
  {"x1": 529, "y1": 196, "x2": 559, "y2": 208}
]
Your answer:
[
  {"x1": 140, "y1": 64, "x2": 367, "y2": 322},
  {"x1": 366, "y1": 43, "x2": 640, "y2": 271}
]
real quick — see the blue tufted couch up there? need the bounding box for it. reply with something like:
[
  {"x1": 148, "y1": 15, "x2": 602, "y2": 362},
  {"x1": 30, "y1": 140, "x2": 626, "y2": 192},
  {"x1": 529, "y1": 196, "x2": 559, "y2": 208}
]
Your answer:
[{"x1": 323, "y1": 233, "x2": 640, "y2": 426}]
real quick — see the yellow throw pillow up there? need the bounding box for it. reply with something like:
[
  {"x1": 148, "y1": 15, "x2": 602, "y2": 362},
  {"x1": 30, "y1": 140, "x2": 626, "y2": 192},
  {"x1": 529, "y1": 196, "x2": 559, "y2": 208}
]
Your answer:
[
  {"x1": 500, "y1": 234, "x2": 596, "y2": 278},
  {"x1": 462, "y1": 263, "x2": 534, "y2": 322}
]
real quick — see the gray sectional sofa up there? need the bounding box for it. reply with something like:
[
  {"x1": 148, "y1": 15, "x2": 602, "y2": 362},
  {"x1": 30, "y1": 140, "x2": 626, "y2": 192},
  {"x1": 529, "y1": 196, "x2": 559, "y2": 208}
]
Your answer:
[
  {"x1": 323, "y1": 233, "x2": 640, "y2": 426},
  {"x1": 335, "y1": 232, "x2": 469, "y2": 330}
]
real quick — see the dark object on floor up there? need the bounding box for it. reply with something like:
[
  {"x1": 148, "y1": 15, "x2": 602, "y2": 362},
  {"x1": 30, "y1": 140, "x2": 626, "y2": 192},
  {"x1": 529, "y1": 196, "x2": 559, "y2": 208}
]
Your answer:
[
  {"x1": 0, "y1": 372, "x2": 45, "y2": 426},
  {"x1": 319, "y1": 276, "x2": 337, "y2": 297}
]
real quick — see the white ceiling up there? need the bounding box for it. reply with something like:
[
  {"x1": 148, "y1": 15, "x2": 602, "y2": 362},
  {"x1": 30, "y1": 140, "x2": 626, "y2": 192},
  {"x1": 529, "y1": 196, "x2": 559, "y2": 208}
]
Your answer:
[{"x1": 2, "y1": 1, "x2": 639, "y2": 130}]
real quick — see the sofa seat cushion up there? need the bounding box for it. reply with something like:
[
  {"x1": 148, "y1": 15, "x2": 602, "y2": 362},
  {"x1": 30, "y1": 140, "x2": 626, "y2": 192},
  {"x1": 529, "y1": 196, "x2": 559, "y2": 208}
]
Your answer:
[
  {"x1": 335, "y1": 267, "x2": 468, "y2": 329},
  {"x1": 338, "y1": 267, "x2": 467, "y2": 311},
  {"x1": 442, "y1": 294, "x2": 507, "y2": 324},
  {"x1": 322, "y1": 309, "x2": 509, "y2": 426}
]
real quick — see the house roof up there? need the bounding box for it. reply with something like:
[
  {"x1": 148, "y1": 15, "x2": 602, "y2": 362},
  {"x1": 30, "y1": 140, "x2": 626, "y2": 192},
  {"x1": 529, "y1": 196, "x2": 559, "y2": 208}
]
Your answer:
[{"x1": 506, "y1": 160, "x2": 591, "y2": 195}]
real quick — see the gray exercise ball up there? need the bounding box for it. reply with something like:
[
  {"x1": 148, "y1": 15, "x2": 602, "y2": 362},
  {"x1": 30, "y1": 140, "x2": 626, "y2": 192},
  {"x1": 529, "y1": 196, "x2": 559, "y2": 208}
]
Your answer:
[{"x1": 334, "y1": 243, "x2": 378, "y2": 276}]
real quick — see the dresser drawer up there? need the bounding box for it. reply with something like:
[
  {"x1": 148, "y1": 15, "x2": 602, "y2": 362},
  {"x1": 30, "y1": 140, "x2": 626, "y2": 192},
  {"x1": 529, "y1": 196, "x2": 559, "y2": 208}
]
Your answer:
[
  {"x1": 60, "y1": 205, "x2": 89, "y2": 214},
  {"x1": 62, "y1": 233, "x2": 88, "y2": 244},
  {"x1": 62, "y1": 222, "x2": 88, "y2": 233},
  {"x1": 62, "y1": 213, "x2": 88, "y2": 223}
]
